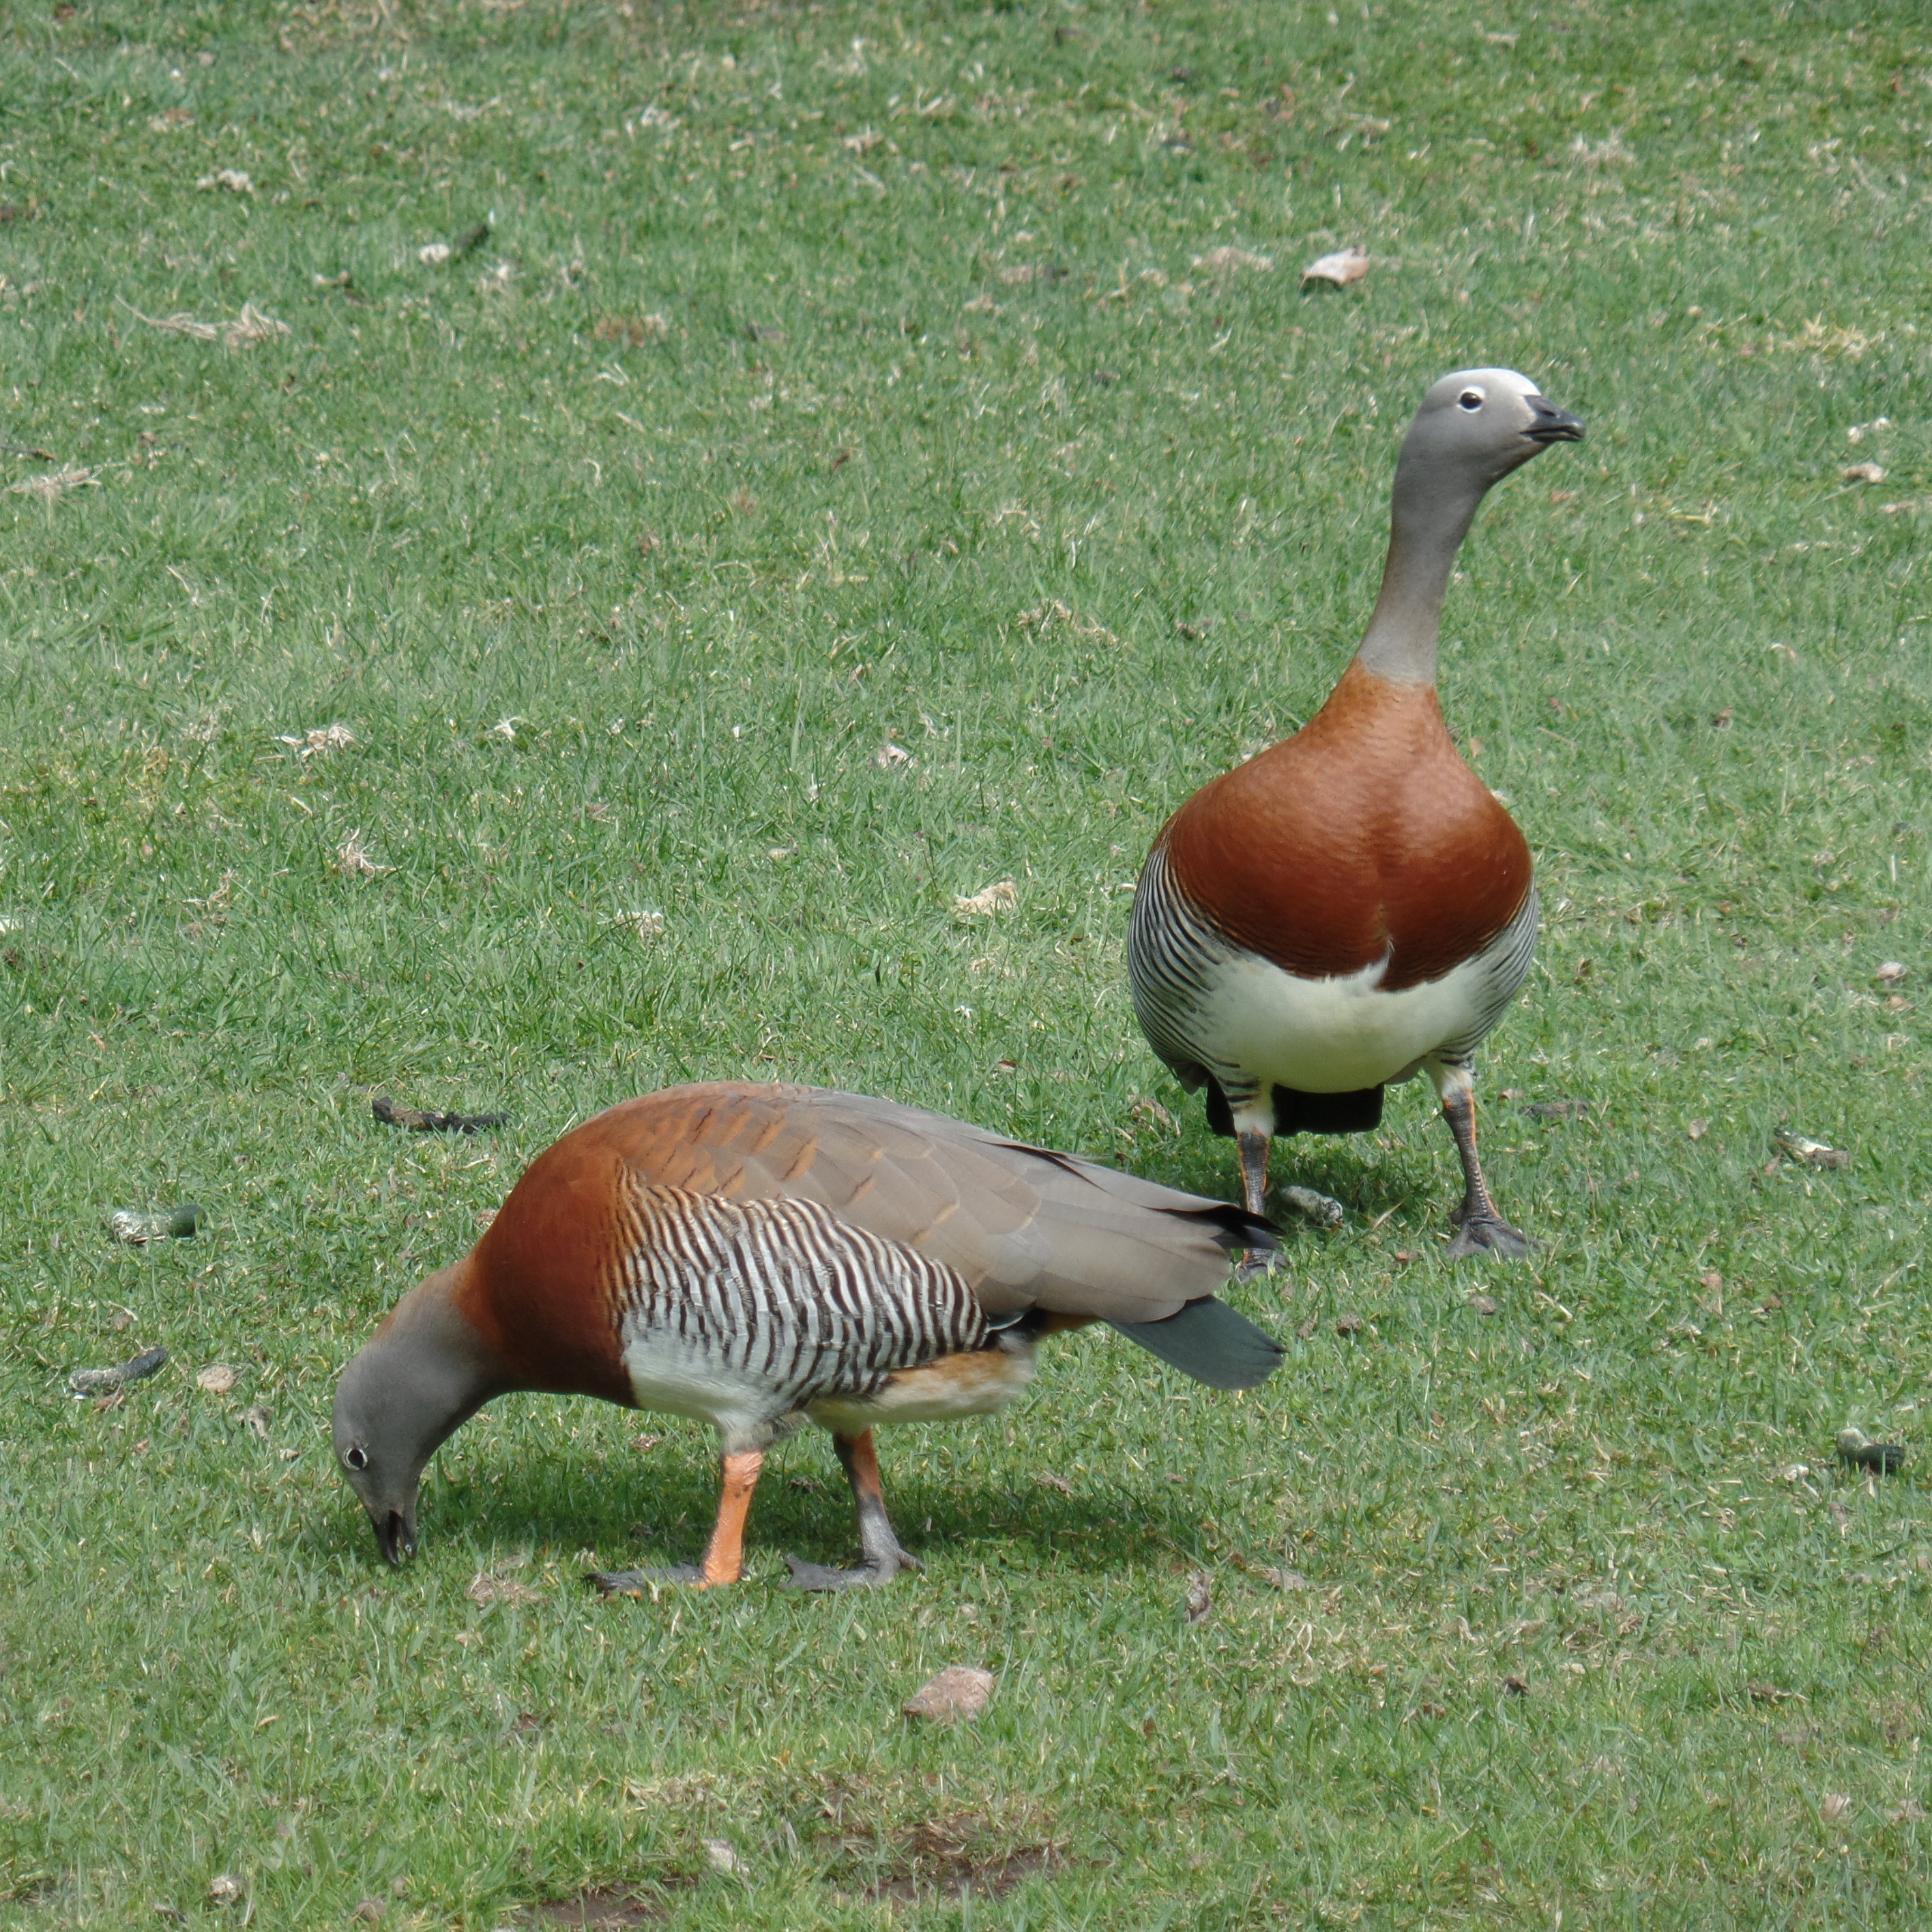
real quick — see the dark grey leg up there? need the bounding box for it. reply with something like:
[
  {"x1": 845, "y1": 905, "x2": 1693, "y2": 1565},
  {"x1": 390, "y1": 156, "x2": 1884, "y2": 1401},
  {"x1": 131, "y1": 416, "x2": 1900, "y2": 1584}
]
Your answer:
[
  {"x1": 783, "y1": 1430, "x2": 923, "y2": 1592},
  {"x1": 1233, "y1": 1126, "x2": 1281, "y2": 1278},
  {"x1": 1434, "y1": 1062, "x2": 1533, "y2": 1259}
]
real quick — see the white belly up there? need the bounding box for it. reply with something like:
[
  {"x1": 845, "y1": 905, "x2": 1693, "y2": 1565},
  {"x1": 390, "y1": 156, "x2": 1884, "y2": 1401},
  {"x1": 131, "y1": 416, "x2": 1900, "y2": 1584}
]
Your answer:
[
  {"x1": 621, "y1": 1328, "x2": 785, "y2": 1443},
  {"x1": 1194, "y1": 948, "x2": 1492, "y2": 1094}
]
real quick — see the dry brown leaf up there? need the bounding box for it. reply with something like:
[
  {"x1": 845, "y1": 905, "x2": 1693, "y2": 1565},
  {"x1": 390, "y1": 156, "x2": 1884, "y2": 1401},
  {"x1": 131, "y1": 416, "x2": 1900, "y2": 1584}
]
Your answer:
[
  {"x1": 1687, "y1": 1118, "x2": 1709, "y2": 1140},
  {"x1": 196, "y1": 1364, "x2": 238, "y2": 1394},
  {"x1": 126, "y1": 302, "x2": 288, "y2": 349},
  {"x1": 277, "y1": 723, "x2": 355, "y2": 757},
  {"x1": 195, "y1": 169, "x2": 254, "y2": 194},
  {"x1": 954, "y1": 879, "x2": 1016, "y2": 918},
  {"x1": 467, "y1": 1572, "x2": 543, "y2": 1608},
  {"x1": 1774, "y1": 1129, "x2": 1849, "y2": 1169},
  {"x1": 1192, "y1": 245, "x2": 1274, "y2": 274},
  {"x1": 1302, "y1": 244, "x2": 1368, "y2": 288},
  {"x1": 1034, "y1": 1471, "x2": 1073, "y2": 1494},
  {"x1": 875, "y1": 740, "x2": 913, "y2": 770},
  {"x1": 8, "y1": 464, "x2": 97, "y2": 501},
  {"x1": 1843, "y1": 461, "x2": 1886, "y2": 484},
  {"x1": 903, "y1": 1665, "x2": 995, "y2": 1723},
  {"x1": 1821, "y1": 1793, "x2": 1854, "y2": 1824},
  {"x1": 149, "y1": 107, "x2": 195, "y2": 132},
  {"x1": 1569, "y1": 134, "x2": 1633, "y2": 168},
  {"x1": 1184, "y1": 1569, "x2": 1213, "y2": 1624},
  {"x1": 1877, "y1": 961, "x2": 1907, "y2": 986},
  {"x1": 1015, "y1": 598, "x2": 1117, "y2": 645},
  {"x1": 334, "y1": 829, "x2": 386, "y2": 877}
]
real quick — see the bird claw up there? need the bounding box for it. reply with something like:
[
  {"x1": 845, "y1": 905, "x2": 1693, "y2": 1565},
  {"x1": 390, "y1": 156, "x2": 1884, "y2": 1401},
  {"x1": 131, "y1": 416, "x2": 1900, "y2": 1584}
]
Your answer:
[
  {"x1": 1445, "y1": 1214, "x2": 1535, "y2": 1260},
  {"x1": 588, "y1": 1564, "x2": 708, "y2": 1595},
  {"x1": 782, "y1": 1551, "x2": 919, "y2": 1592},
  {"x1": 1235, "y1": 1249, "x2": 1282, "y2": 1283}
]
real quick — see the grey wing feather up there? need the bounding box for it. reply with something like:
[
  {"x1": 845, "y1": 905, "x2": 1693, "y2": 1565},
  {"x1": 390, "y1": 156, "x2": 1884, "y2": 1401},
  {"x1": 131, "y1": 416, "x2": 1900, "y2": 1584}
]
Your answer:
[{"x1": 741, "y1": 1087, "x2": 1268, "y2": 1324}]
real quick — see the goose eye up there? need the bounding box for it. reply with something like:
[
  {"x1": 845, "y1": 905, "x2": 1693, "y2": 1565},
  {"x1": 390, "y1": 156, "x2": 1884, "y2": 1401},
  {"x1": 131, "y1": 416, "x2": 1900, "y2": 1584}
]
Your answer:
[
  {"x1": 344, "y1": 1444, "x2": 368, "y2": 1472},
  {"x1": 1458, "y1": 389, "x2": 1484, "y2": 411}
]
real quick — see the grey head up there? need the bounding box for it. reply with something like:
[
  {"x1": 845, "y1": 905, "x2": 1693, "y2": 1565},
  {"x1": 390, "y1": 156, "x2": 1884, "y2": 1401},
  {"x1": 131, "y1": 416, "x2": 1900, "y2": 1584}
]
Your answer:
[
  {"x1": 331, "y1": 1265, "x2": 508, "y2": 1565},
  {"x1": 1356, "y1": 366, "x2": 1585, "y2": 684}
]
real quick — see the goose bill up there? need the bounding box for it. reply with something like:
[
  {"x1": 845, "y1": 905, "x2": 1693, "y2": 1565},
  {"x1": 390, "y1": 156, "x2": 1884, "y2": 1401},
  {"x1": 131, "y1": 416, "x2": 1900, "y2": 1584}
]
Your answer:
[
  {"x1": 1523, "y1": 400, "x2": 1585, "y2": 445},
  {"x1": 375, "y1": 1507, "x2": 417, "y2": 1566}
]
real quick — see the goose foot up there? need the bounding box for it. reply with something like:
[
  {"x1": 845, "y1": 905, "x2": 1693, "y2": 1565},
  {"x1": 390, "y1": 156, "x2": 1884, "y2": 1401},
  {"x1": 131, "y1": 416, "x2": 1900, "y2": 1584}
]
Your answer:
[
  {"x1": 1446, "y1": 1212, "x2": 1535, "y2": 1260},
  {"x1": 1235, "y1": 1248, "x2": 1282, "y2": 1283},
  {"x1": 782, "y1": 1549, "x2": 920, "y2": 1592},
  {"x1": 588, "y1": 1564, "x2": 709, "y2": 1594}
]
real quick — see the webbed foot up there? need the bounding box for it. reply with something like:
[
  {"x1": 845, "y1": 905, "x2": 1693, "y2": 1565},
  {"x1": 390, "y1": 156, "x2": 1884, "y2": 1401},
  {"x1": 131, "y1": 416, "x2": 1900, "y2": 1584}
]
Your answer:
[
  {"x1": 782, "y1": 1549, "x2": 920, "y2": 1592},
  {"x1": 1446, "y1": 1212, "x2": 1536, "y2": 1260},
  {"x1": 589, "y1": 1564, "x2": 710, "y2": 1595}
]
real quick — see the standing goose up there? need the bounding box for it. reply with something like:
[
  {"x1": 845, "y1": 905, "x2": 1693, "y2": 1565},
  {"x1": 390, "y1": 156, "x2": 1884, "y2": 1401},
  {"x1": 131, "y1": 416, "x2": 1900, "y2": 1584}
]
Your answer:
[
  {"x1": 333, "y1": 1083, "x2": 1281, "y2": 1591},
  {"x1": 1128, "y1": 368, "x2": 1583, "y2": 1257}
]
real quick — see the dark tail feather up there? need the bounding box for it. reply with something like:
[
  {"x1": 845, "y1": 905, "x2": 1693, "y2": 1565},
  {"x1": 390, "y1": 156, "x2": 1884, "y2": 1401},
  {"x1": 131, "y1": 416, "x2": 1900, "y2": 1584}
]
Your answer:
[
  {"x1": 1163, "y1": 1200, "x2": 1280, "y2": 1257},
  {"x1": 1108, "y1": 1297, "x2": 1283, "y2": 1390}
]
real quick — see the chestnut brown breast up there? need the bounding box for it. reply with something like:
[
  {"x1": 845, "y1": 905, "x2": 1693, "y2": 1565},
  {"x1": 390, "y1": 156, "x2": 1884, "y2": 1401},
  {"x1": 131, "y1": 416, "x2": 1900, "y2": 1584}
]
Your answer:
[{"x1": 1161, "y1": 663, "x2": 1531, "y2": 991}]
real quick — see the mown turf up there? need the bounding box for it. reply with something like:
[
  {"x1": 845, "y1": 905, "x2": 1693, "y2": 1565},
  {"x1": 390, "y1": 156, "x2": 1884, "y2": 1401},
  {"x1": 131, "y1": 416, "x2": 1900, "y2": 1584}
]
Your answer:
[{"x1": 2, "y1": 0, "x2": 1930, "y2": 1925}]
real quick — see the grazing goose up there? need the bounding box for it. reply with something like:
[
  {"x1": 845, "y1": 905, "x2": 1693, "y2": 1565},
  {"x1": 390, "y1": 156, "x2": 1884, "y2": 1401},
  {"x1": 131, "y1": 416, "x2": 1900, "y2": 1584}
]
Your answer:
[
  {"x1": 1128, "y1": 368, "x2": 1583, "y2": 1257},
  {"x1": 333, "y1": 1083, "x2": 1281, "y2": 1591}
]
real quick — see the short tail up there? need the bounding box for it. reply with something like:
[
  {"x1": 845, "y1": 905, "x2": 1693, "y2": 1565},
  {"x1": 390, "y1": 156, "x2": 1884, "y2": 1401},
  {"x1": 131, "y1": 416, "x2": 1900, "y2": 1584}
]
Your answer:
[
  {"x1": 1108, "y1": 1296, "x2": 1283, "y2": 1390},
  {"x1": 1164, "y1": 1199, "x2": 1280, "y2": 1258}
]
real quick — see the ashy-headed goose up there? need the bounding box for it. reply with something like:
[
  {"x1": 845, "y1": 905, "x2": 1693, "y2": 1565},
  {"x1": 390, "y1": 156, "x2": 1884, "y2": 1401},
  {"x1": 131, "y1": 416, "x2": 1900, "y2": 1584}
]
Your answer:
[
  {"x1": 332, "y1": 1083, "x2": 1281, "y2": 1591},
  {"x1": 1128, "y1": 367, "x2": 1583, "y2": 1257}
]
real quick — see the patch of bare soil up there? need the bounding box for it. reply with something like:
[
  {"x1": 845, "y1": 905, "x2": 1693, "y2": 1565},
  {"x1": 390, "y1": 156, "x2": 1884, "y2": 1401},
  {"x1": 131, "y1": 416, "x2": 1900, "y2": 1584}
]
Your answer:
[
  {"x1": 840, "y1": 1808, "x2": 1064, "y2": 1905},
  {"x1": 529, "y1": 1878, "x2": 692, "y2": 1927}
]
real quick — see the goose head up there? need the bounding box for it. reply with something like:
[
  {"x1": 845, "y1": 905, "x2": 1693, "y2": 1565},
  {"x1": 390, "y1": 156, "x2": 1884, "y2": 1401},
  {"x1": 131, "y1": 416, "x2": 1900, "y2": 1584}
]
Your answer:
[{"x1": 1399, "y1": 366, "x2": 1585, "y2": 494}]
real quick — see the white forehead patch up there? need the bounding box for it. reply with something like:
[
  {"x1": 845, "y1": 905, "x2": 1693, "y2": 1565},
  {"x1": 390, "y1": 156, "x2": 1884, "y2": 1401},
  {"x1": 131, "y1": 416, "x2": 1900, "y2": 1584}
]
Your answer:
[{"x1": 1436, "y1": 366, "x2": 1539, "y2": 400}]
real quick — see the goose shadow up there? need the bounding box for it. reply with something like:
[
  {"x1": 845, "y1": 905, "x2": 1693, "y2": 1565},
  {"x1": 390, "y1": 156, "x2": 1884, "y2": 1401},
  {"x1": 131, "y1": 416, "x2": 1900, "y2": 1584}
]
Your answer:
[{"x1": 302, "y1": 1425, "x2": 1227, "y2": 1585}]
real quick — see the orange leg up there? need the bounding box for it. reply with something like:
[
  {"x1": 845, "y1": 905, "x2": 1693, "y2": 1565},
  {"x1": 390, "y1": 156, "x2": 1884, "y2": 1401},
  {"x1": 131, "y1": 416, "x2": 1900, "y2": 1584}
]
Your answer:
[
  {"x1": 589, "y1": 1445, "x2": 765, "y2": 1596},
  {"x1": 694, "y1": 1447, "x2": 765, "y2": 1587}
]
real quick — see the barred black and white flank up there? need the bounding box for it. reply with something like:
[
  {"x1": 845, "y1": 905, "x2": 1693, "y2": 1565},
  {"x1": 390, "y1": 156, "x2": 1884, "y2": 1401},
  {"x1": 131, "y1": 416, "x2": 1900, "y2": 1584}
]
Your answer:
[{"x1": 612, "y1": 1184, "x2": 997, "y2": 1452}]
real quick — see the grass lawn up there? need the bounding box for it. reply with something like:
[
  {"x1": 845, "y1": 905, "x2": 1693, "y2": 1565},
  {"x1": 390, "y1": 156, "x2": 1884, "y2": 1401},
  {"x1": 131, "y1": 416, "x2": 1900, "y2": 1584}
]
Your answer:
[{"x1": 3, "y1": 0, "x2": 1931, "y2": 1923}]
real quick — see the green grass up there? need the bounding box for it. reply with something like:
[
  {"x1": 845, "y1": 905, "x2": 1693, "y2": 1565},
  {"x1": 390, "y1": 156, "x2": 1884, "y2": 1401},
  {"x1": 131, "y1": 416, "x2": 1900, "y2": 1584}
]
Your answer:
[{"x1": 2, "y1": 0, "x2": 1931, "y2": 1923}]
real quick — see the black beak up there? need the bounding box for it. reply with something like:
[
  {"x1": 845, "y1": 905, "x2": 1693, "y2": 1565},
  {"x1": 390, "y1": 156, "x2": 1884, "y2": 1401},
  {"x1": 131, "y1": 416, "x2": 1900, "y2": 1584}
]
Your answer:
[
  {"x1": 375, "y1": 1509, "x2": 416, "y2": 1566},
  {"x1": 1523, "y1": 396, "x2": 1585, "y2": 445}
]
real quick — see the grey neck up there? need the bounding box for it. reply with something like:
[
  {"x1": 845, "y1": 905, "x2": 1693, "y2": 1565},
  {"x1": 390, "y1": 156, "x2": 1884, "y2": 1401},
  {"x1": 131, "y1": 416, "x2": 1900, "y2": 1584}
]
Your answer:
[{"x1": 1350, "y1": 455, "x2": 1491, "y2": 686}]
